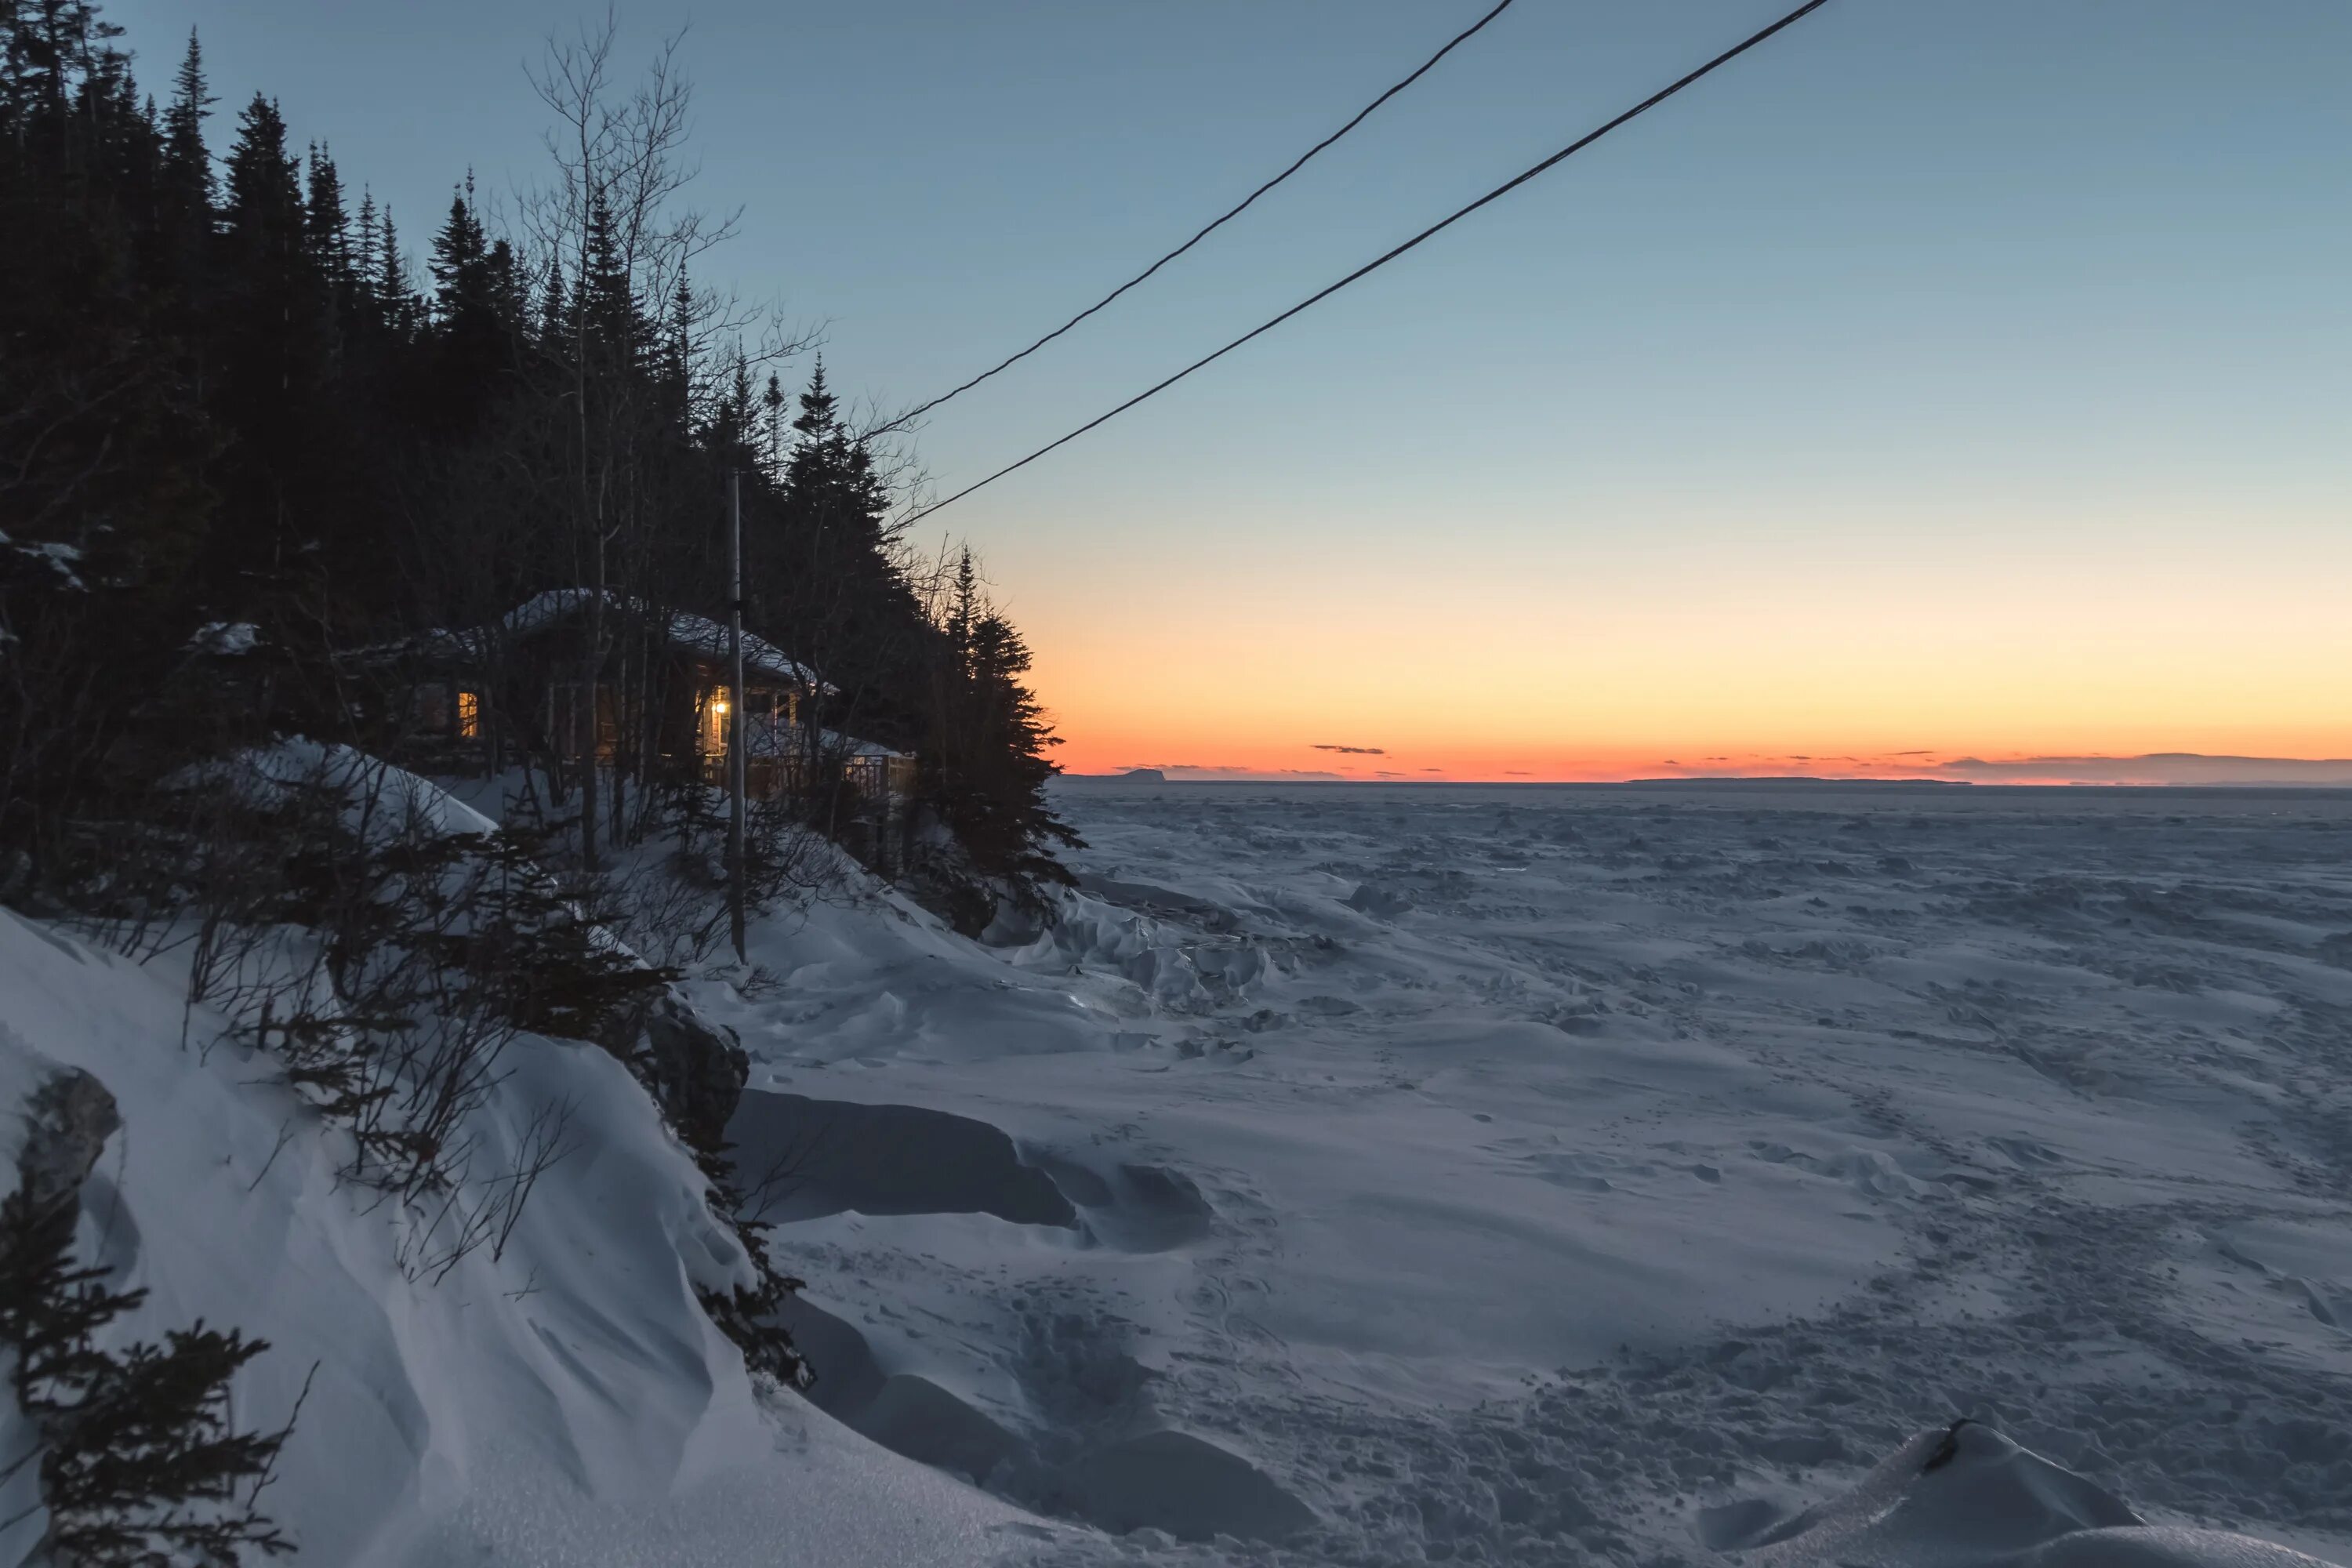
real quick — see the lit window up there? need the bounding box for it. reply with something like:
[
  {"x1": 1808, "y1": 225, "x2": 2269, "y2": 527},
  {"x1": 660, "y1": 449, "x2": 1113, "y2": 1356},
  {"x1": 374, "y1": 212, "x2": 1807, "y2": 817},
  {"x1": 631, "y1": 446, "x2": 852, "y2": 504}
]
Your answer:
[
  {"x1": 456, "y1": 689, "x2": 481, "y2": 739},
  {"x1": 706, "y1": 688, "x2": 731, "y2": 756}
]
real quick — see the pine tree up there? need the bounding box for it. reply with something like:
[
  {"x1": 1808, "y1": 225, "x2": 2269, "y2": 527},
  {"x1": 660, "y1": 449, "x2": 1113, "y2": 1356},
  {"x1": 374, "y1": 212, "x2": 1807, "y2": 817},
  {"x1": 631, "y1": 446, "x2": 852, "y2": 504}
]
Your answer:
[
  {"x1": 305, "y1": 140, "x2": 353, "y2": 307},
  {"x1": 159, "y1": 27, "x2": 212, "y2": 205},
  {"x1": 376, "y1": 201, "x2": 414, "y2": 334},
  {"x1": 782, "y1": 359, "x2": 888, "y2": 537},
  {"x1": 661, "y1": 272, "x2": 695, "y2": 427},
  {"x1": 536, "y1": 256, "x2": 568, "y2": 358},
  {"x1": 485, "y1": 236, "x2": 524, "y2": 332},
  {"x1": 211, "y1": 93, "x2": 335, "y2": 595},
  {"x1": 221, "y1": 93, "x2": 299, "y2": 245},
  {"x1": 1, "y1": 1076, "x2": 296, "y2": 1565},
  {"x1": 918, "y1": 559, "x2": 1080, "y2": 909},
  {"x1": 426, "y1": 174, "x2": 487, "y2": 308},
  {"x1": 578, "y1": 190, "x2": 639, "y2": 370},
  {"x1": 949, "y1": 546, "x2": 979, "y2": 668},
  {"x1": 711, "y1": 348, "x2": 757, "y2": 464},
  {"x1": 760, "y1": 372, "x2": 786, "y2": 478},
  {"x1": 351, "y1": 187, "x2": 380, "y2": 312},
  {"x1": 424, "y1": 175, "x2": 512, "y2": 434}
]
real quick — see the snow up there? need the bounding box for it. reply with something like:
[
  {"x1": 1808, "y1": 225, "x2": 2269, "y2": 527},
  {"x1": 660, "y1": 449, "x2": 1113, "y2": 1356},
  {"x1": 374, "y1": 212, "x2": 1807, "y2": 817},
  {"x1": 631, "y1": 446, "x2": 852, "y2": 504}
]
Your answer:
[
  {"x1": 0, "y1": 532, "x2": 85, "y2": 592},
  {"x1": 1735, "y1": 1421, "x2": 2348, "y2": 1567},
  {"x1": 499, "y1": 585, "x2": 828, "y2": 691},
  {"x1": 220, "y1": 735, "x2": 506, "y2": 838},
  {"x1": 746, "y1": 718, "x2": 913, "y2": 761},
  {"x1": 187, "y1": 619, "x2": 261, "y2": 655},
  {"x1": 0, "y1": 799, "x2": 1058, "y2": 1563},
  {"x1": 499, "y1": 587, "x2": 830, "y2": 691},
  {"x1": 8, "y1": 774, "x2": 2351, "y2": 1566},
  {"x1": 679, "y1": 780, "x2": 2352, "y2": 1566},
  {"x1": 343, "y1": 588, "x2": 833, "y2": 693}
]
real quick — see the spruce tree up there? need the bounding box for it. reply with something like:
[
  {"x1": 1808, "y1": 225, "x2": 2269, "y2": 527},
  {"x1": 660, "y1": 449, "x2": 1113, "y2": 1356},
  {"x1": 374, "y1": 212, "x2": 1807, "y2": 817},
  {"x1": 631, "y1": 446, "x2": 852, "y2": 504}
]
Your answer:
[
  {"x1": 211, "y1": 93, "x2": 336, "y2": 601},
  {"x1": 376, "y1": 201, "x2": 414, "y2": 335},
  {"x1": 159, "y1": 27, "x2": 212, "y2": 206},
  {"x1": 305, "y1": 140, "x2": 353, "y2": 308},
  {"x1": 426, "y1": 176, "x2": 487, "y2": 306},
  {"x1": 423, "y1": 175, "x2": 511, "y2": 434},
  {"x1": 536, "y1": 257, "x2": 569, "y2": 359},
  {"x1": 352, "y1": 188, "x2": 379, "y2": 299}
]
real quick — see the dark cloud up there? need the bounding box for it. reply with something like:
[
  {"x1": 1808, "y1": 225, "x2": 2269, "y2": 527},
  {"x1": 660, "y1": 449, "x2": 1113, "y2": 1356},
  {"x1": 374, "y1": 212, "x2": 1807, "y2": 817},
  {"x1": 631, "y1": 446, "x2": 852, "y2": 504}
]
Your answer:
[
  {"x1": 1311, "y1": 744, "x2": 1387, "y2": 755},
  {"x1": 1119, "y1": 763, "x2": 1342, "y2": 780}
]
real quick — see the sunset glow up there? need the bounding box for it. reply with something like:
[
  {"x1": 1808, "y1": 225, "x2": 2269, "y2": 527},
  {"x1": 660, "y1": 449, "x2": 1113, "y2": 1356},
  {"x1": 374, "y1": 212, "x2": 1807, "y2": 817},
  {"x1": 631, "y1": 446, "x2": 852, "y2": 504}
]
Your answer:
[{"x1": 1019, "y1": 496, "x2": 2352, "y2": 784}]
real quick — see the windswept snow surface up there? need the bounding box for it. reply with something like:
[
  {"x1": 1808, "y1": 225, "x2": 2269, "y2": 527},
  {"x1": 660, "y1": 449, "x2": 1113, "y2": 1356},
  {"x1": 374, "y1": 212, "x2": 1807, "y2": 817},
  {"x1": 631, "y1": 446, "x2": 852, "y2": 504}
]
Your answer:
[
  {"x1": 0, "y1": 882, "x2": 1054, "y2": 1562},
  {"x1": 688, "y1": 782, "x2": 2352, "y2": 1566}
]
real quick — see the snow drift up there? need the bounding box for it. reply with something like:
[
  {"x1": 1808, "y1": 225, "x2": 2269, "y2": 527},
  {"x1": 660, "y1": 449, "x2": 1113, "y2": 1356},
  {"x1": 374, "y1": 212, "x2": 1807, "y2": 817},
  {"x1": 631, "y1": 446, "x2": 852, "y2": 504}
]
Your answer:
[{"x1": 0, "y1": 891, "x2": 1048, "y2": 1563}]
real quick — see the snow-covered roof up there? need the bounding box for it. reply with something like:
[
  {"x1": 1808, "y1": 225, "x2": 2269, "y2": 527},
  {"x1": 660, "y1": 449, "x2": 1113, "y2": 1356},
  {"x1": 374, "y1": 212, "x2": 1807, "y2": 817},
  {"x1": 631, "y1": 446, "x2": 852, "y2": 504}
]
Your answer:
[
  {"x1": 503, "y1": 590, "x2": 826, "y2": 690},
  {"x1": 746, "y1": 720, "x2": 912, "y2": 762},
  {"x1": 353, "y1": 590, "x2": 831, "y2": 693}
]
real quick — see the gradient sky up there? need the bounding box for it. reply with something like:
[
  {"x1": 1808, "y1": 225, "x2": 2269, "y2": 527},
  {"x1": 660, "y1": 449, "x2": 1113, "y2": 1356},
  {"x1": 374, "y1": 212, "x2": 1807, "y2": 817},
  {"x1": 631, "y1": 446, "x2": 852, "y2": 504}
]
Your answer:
[{"x1": 122, "y1": 0, "x2": 2352, "y2": 781}]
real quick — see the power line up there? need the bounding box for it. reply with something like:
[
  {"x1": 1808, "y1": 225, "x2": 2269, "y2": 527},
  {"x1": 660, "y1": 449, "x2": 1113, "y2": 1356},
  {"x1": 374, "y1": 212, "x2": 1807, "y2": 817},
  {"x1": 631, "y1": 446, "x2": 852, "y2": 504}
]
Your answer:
[
  {"x1": 902, "y1": 0, "x2": 1834, "y2": 528},
  {"x1": 878, "y1": 0, "x2": 1520, "y2": 434}
]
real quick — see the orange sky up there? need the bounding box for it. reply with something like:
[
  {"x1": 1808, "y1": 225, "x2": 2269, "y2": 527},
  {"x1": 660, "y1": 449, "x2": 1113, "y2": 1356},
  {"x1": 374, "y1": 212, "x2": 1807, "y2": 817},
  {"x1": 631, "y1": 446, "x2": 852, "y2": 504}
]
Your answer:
[{"x1": 1011, "y1": 499, "x2": 2352, "y2": 784}]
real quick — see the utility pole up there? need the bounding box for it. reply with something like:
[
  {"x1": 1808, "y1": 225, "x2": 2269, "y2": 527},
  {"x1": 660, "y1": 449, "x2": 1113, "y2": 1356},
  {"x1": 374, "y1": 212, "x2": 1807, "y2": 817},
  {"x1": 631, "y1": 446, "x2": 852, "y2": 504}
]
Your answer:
[{"x1": 728, "y1": 468, "x2": 748, "y2": 966}]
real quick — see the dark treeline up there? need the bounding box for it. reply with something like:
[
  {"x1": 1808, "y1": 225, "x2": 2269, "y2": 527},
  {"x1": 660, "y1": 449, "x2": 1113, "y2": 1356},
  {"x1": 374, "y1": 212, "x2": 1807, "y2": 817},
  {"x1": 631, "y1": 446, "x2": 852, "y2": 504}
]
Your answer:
[{"x1": 0, "y1": 2, "x2": 1078, "y2": 916}]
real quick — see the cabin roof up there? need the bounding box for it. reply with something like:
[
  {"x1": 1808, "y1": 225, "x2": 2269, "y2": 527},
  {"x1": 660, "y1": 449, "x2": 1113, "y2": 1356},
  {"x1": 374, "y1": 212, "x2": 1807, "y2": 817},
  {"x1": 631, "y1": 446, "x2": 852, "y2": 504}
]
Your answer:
[
  {"x1": 351, "y1": 589, "x2": 833, "y2": 693},
  {"x1": 503, "y1": 590, "x2": 827, "y2": 691},
  {"x1": 748, "y1": 722, "x2": 913, "y2": 762}
]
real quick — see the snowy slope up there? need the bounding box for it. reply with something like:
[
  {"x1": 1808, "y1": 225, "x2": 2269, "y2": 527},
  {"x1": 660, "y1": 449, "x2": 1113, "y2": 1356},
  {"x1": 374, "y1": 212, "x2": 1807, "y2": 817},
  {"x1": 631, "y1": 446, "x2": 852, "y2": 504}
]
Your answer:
[
  {"x1": 9, "y1": 775, "x2": 2348, "y2": 1566},
  {"x1": 682, "y1": 780, "x2": 2352, "y2": 1567},
  {"x1": 0, "y1": 902, "x2": 1053, "y2": 1566}
]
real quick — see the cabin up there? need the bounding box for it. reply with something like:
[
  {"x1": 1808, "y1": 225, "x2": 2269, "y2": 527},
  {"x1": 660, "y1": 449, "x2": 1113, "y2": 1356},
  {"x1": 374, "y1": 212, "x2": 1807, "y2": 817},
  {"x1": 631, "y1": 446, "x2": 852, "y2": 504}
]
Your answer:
[{"x1": 349, "y1": 589, "x2": 917, "y2": 815}]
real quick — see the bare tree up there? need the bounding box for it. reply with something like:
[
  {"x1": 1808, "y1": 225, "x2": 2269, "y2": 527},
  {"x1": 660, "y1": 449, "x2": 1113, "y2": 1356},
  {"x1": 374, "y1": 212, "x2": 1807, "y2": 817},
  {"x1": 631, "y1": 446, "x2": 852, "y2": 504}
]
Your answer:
[{"x1": 521, "y1": 15, "x2": 793, "y2": 873}]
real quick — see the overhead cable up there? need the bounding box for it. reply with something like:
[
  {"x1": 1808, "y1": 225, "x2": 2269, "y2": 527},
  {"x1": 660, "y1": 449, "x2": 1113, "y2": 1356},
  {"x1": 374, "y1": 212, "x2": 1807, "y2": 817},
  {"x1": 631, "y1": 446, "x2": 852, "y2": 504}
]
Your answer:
[
  {"x1": 878, "y1": 0, "x2": 1521, "y2": 434},
  {"x1": 902, "y1": 0, "x2": 1834, "y2": 527}
]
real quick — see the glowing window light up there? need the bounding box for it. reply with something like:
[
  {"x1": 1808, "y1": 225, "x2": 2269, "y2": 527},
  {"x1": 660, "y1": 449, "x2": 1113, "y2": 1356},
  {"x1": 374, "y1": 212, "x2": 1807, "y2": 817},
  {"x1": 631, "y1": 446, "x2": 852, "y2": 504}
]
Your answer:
[{"x1": 456, "y1": 689, "x2": 481, "y2": 739}]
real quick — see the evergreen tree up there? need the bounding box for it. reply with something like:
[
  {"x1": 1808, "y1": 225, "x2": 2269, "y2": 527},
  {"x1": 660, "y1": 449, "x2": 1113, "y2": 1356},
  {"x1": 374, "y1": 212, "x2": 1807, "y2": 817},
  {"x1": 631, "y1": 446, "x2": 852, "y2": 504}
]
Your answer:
[
  {"x1": 537, "y1": 256, "x2": 568, "y2": 354},
  {"x1": 375, "y1": 201, "x2": 415, "y2": 334},
  {"x1": 919, "y1": 554, "x2": 1080, "y2": 909},
  {"x1": 305, "y1": 140, "x2": 353, "y2": 308},
  {"x1": 659, "y1": 272, "x2": 699, "y2": 434},
  {"x1": 782, "y1": 359, "x2": 891, "y2": 546},
  {"x1": 760, "y1": 372, "x2": 786, "y2": 478},
  {"x1": 0, "y1": 0, "x2": 216, "y2": 869},
  {"x1": 1, "y1": 0, "x2": 1079, "y2": 912},
  {"x1": 424, "y1": 173, "x2": 510, "y2": 434},
  {"x1": 158, "y1": 26, "x2": 212, "y2": 205},
  {"x1": 577, "y1": 191, "x2": 640, "y2": 369},
  {"x1": 426, "y1": 175, "x2": 487, "y2": 305},
  {"x1": 209, "y1": 93, "x2": 337, "y2": 601},
  {"x1": 350, "y1": 187, "x2": 379, "y2": 302}
]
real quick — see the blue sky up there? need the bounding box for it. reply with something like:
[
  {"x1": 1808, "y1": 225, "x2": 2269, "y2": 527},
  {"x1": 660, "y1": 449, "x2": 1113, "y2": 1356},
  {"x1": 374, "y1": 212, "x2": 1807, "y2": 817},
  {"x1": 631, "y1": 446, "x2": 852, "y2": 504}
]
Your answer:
[{"x1": 118, "y1": 0, "x2": 2352, "y2": 777}]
